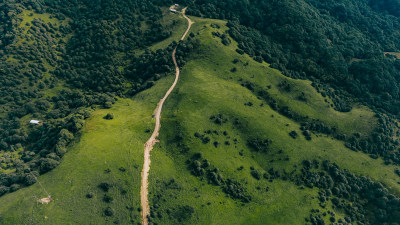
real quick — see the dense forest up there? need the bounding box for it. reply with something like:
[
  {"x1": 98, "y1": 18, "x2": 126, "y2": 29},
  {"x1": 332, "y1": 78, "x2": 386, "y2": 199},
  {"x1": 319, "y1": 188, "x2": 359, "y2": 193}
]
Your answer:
[
  {"x1": 171, "y1": 0, "x2": 400, "y2": 165},
  {"x1": 0, "y1": 0, "x2": 178, "y2": 196},
  {"x1": 1, "y1": 0, "x2": 400, "y2": 223},
  {"x1": 182, "y1": 0, "x2": 400, "y2": 115}
]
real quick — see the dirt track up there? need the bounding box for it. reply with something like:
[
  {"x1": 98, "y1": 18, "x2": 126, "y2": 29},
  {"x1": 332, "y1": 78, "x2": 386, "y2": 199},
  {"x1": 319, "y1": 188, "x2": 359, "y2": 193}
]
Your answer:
[{"x1": 140, "y1": 7, "x2": 193, "y2": 225}]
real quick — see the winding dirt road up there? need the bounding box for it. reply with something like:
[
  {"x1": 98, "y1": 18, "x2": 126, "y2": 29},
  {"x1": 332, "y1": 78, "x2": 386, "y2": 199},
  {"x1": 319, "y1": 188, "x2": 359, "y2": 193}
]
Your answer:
[{"x1": 140, "y1": 7, "x2": 193, "y2": 225}]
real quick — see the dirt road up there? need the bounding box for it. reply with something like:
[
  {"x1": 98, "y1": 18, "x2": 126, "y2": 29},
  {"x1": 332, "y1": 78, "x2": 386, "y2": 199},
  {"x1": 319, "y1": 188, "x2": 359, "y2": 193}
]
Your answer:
[{"x1": 140, "y1": 7, "x2": 193, "y2": 225}]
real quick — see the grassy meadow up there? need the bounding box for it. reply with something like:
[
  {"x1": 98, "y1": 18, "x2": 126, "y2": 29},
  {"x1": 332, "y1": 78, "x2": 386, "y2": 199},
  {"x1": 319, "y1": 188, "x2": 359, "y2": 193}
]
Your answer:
[{"x1": 0, "y1": 8, "x2": 399, "y2": 225}]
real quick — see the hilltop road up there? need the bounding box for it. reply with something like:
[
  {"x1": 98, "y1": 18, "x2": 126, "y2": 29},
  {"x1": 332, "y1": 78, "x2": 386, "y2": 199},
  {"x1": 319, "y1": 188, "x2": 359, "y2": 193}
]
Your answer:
[{"x1": 140, "y1": 7, "x2": 193, "y2": 225}]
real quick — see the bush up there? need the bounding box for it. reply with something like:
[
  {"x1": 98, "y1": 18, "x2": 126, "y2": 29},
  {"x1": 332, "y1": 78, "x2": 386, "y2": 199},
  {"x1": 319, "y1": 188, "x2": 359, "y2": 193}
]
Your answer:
[
  {"x1": 250, "y1": 170, "x2": 261, "y2": 180},
  {"x1": 289, "y1": 131, "x2": 298, "y2": 139},
  {"x1": 104, "y1": 207, "x2": 114, "y2": 216},
  {"x1": 39, "y1": 158, "x2": 60, "y2": 174},
  {"x1": 103, "y1": 193, "x2": 113, "y2": 203},
  {"x1": 0, "y1": 186, "x2": 9, "y2": 196},
  {"x1": 98, "y1": 182, "x2": 111, "y2": 192},
  {"x1": 247, "y1": 138, "x2": 271, "y2": 152},
  {"x1": 236, "y1": 49, "x2": 245, "y2": 55},
  {"x1": 104, "y1": 102, "x2": 112, "y2": 109},
  {"x1": 104, "y1": 113, "x2": 114, "y2": 120},
  {"x1": 86, "y1": 192, "x2": 94, "y2": 198},
  {"x1": 171, "y1": 205, "x2": 195, "y2": 222}
]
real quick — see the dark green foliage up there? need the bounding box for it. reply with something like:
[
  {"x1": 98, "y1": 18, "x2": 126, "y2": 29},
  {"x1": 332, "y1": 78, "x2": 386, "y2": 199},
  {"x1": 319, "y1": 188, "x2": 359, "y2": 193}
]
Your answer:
[
  {"x1": 98, "y1": 182, "x2": 111, "y2": 192},
  {"x1": 247, "y1": 138, "x2": 271, "y2": 153},
  {"x1": 221, "y1": 33, "x2": 231, "y2": 46},
  {"x1": 302, "y1": 130, "x2": 312, "y2": 141},
  {"x1": 104, "y1": 207, "x2": 114, "y2": 217},
  {"x1": 104, "y1": 113, "x2": 114, "y2": 120},
  {"x1": 38, "y1": 158, "x2": 60, "y2": 174},
  {"x1": 297, "y1": 160, "x2": 400, "y2": 224},
  {"x1": 193, "y1": 132, "x2": 210, "y2": 144},
  {"x1": 308, "y1": 214, "x2": 325, "y2": 225},
  {"x1": 187, "y1": 153, "x2": 251, "y2": 203},
  {"x1": 170, "y1": 205, "x2": 194, "y2": 223},
  {"x1": 289, "y1": 131, "x2": 298, "y2": 139},
  {"x1": 236, "y1": 49, "x2": 244, "y2": 55},
  {"x1": 395, "y1": 168, "x2": 400, "y2": 177},
  {"x1": 103, "y1": 193, "x2": 113, "y2": 203},
  {"x1": 185, "y1": 0, "x2": 400, "y2": 115},
  {"x1": 210, "y1": 114, "x2": 228, "y2": 125},
  {"x1": 300, "y1": 120, "x2": 336, "y2": 136},
  {"x1": 222, "y1": 179, "x2": 252, "y2": 203},
  {"x1": 213, "y1": 141, "x2": 219, "y2": 148},
  {"x1": 0, "y1": 0, "x2": 179, "y2": 194},
  {"x1": 86, "y1": 192, "x2": 94, "y2": 198},
  {"x1": 250, "y1": 169, "x2": 261, "y2": 180}
]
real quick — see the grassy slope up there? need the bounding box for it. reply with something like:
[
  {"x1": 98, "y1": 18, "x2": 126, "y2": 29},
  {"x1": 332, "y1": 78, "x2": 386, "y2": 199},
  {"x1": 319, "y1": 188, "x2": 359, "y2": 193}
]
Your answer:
[
  {"x1": 0, "y1": 8, "x2": 185, "y2": 225},
  {"x1": 0, "y1": 10, "x2": 399, "y2": 225},
  {"x1": 0, "y1": 76, "x2": 176, "y2": 224},
  {"x1": 149, "y1": 8, "x2": 188, "y2": 51},
  {"x1": 147, "y1": 17, "x2": 400, "y2": 225}
]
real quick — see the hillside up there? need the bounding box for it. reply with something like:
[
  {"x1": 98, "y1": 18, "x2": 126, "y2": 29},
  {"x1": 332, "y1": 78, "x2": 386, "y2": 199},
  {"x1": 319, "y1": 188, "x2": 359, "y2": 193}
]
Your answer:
[
  {"x1": 1, "y1": 12, "x2": 400, "y2": 224},
  {"x1": 1, "y1": 1, "x2": 400, "y2": 225},
  {"x1": 147, "y1": 17, "x2": 400, "y2": 225}
]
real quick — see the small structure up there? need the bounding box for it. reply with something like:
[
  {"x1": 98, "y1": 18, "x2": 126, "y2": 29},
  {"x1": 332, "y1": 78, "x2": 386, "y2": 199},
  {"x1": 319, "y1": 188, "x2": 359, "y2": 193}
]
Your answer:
[
  {"x1": 38, "y1": 196, "x2": 52, "y2": 204},
  {"x1": 170, "y1": 8, "x2": 177, "y2": 13},
  {"x1": 152, "y1": 115, "x2": 156, "y2": 118},
  {"x1": 30, "y1": 120, "x2": 40, "y2": 125},
  {"x1": 175, "y1": 4, "x2": 179, "y2": 6}
]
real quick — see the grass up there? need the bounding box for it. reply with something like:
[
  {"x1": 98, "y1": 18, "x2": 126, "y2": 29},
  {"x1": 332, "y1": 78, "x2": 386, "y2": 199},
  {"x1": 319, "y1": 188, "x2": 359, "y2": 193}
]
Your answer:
[
  {"x1": 0, "y1": 75, "x2": 175, "y2": 224},
  {"x1": 1, "y1": 10, "x2": 398, "y2": 225},
  {"x1": 149, "y1": 8, "x2": 189, "y2": 51},
  {"x1": 146, "y1": 16, "x2": 400, "y2": 224},
  {"x1": 135, "y1": 7, "x2": 188, "y2": 56}
]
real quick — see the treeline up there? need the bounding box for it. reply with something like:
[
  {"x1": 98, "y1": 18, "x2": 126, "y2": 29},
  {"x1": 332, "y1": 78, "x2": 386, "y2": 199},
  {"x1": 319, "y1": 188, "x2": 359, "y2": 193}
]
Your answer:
[
  {"x1": 182, "y1": 0, "x2": 400, "y2": 116},
  {"x1": 0, "y1": 0, "x2": 180, "y2": 196},
  {"x1": 297, "y1": 160, "x2": 400, "y2": 224},
  {"x1": 0, "y1": 3, "x2": 16, "y2": 48},
  {"x1": 241, "y1": 79, "x2": 400, "y2": 165}
]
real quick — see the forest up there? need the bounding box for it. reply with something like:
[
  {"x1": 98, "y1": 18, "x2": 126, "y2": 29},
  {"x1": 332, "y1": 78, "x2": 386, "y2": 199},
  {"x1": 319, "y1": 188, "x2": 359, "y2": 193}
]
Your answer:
[
  {"x1": 0, "y1": 0, "x2": 178, "y2": 195},
  {"x1": 1, "y1": 0, "x2": 400, "y2": 224},
  {"x1": 182, "y1": 0, "x2": 400, "y2": 115}
]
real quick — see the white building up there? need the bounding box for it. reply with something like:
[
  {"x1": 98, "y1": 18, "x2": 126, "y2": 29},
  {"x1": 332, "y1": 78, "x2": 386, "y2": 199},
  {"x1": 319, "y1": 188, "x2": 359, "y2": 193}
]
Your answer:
[
  {"x1": 30, "y1": 120, "x2": 40, "y2": 125},
  {"x1": 170, "y1": 8, "x2": 177, "y2": 13},
  {"x1": 175, "y1": 4, "x2": 179, "y2": 6}
]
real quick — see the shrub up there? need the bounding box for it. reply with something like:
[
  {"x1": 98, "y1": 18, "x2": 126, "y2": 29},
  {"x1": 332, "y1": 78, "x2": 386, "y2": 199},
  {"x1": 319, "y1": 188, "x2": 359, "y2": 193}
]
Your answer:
[
  {"x1": 103, "y1": 193, "x2": 113, "y2": 203},
  {"x1": 39, "y1": 158, "x2": 60, "y2": 174},
  {"x1": 104, "y1": 102, "x2": 112, "y2": 109},
  {"x1": 0, "y1": 186, "x2": 9, "y2": 197},
  {"x1": 98, "y1": 182, "x2": 111, "y2": 192},
  {"x1": 104, "y1": 113, "x2": 114, "y2": 120},
  {"x1": 104, "y1": 207, "x2": 114, "y2": 216},
  {"x1": 171, "y1": 205, "x2": 195, "y2": 222},
  {"x1": 247, "y1": 138, "x2": 271, "y2": 152},
  {"x1": 251, "y1": 170, "x2": 261, "y2": 180},
  {"x1": 236, "y1": 49, "x2": 245, "y2": 55},
  {"x1": 86, "y1": 192, "x2": 94, "y2": 198},
  {"x1": 289, "y1": 131, "x2": 298, "y2": 139}
]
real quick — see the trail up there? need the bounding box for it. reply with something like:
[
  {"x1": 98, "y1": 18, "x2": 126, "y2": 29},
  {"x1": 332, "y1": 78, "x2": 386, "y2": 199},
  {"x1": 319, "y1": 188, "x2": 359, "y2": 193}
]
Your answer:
[{"x1": 140, "y1": 7, "x2": 193, "y2": 225}]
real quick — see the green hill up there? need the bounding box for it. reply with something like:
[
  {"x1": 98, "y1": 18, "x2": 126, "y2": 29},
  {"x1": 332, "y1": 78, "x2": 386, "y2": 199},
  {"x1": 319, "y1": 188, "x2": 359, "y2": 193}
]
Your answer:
[{"x1": 1, "y1": 13, "x2": 400, "y2": 225}]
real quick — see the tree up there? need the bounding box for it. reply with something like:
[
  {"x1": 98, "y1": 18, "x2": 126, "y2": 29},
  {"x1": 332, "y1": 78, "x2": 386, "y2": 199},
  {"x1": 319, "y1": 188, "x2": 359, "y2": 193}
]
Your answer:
[
  {"x1": 39, "y1": 158, "x2": 59, "y2": 174},
  {"x1": 104, "y1": 113, "x2": 114, "y2": 120}
]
